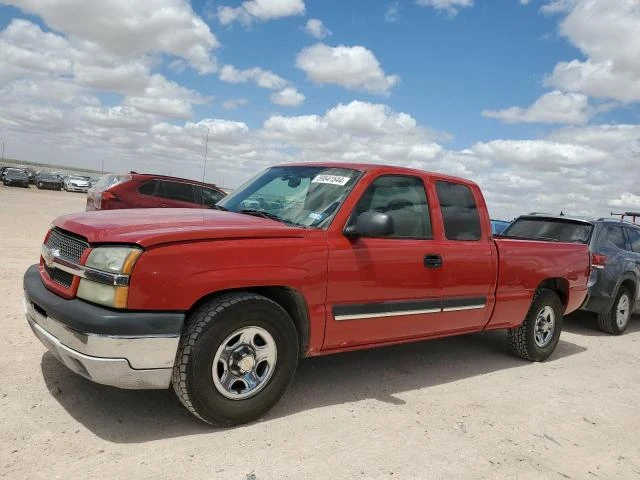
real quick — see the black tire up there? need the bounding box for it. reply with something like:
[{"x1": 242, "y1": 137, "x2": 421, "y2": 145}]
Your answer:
[
  {"x1": 597, "y1": 287, "x2": 632, "y2": 335},
  {"x1": 37, "y1": 182, "x2": 43, "y2": 189},
  {"x1": 508, "y1": 289, "x2": 563, "y2": 361},
  {"x1": 172, "y1": 292, "x2": 299, "y2": 426}
]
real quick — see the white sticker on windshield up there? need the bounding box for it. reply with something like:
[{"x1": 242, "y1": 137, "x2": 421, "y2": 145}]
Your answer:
[{"x1": 311, "y1": 174, "x2": 351, "y2": 186}]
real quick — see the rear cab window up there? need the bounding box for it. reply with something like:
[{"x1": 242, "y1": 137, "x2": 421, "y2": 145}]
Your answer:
[
  {"x1": 503, "y1": 217, "x2": 593, "y2": 243},
  {"x1": 435, "y1": 181, "x2": 482, "y2": 241}
]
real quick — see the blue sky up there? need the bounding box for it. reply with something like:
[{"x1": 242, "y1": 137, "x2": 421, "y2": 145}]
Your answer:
[{"x1": 0, "y1": 0, "x2": 639, "y2": 219}]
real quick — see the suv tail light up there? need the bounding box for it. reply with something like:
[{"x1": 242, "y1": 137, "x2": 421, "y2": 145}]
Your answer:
[{"x1": 591, "y1": 253, "x2": 607, "y2": 270}]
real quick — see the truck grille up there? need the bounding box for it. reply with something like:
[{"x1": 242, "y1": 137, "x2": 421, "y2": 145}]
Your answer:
[
  {"x1": 44, "y1": 265, "x2": 74, "y2": 288},
  {"x1": 45, "y1": 229, "x2": 88, "y2": 262},
  {"x1": 44, "y1": 229, "x2": 89, "y2": 288}
]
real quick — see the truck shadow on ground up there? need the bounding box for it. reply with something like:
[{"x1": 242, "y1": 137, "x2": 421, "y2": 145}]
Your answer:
[
  {"x1": 563, "y1": 311, "x2": 640, "y2": 336},
  {"x1": 41, "y1": 330, "x2": 586, "y2": 444}
]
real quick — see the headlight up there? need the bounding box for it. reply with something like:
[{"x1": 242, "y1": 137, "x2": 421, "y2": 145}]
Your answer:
[
  {"x1": 85, "y1": 247, "x2": 141, "y2": 274},
  {"x1": 77, "y1": 246, "x2": 142, "y2": 308}
]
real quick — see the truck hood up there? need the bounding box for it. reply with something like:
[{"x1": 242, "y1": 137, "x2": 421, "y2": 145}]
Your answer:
[{"x1": 53, "y1": 208, "x2": 307, "y2": 247}]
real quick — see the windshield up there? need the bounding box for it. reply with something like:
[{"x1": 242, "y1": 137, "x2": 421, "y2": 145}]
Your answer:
[
  {"x1": 39, "y1": 173, "x2": 57, "y2": 180},
  {"x1": 218, "y1": 165, "x2": 363, "y2": 228},
  {"x1": 6, "y1": 169, "x2": 27, "y2": 179},
  {"x1": 502, "y1": 217, "x2": 593, "y2": 243}
]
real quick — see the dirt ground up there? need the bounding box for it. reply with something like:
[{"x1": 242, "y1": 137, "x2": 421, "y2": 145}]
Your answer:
[{"x1": 1, "y1": 185, "x2": 640, "y2": 480}]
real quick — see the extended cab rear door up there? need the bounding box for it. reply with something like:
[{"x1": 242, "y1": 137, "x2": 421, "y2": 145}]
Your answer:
[
  {"x1": 324, "y1": 173, "x2": 444, "y2": 349},
  {"x1": 431, "y1": 181, "x2": 497, "y2": 331}
]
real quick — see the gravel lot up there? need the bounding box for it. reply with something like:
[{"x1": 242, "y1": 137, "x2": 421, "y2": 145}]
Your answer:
[{"x1": 1, "y1": 185, "x2": 640, "y2": 480}]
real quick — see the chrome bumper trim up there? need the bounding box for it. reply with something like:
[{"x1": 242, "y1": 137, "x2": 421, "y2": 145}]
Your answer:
[
  {"x1": 24, "y1": 299, "x2": 179, "y2": 370},
  {"x1": 28, "y1": 318, "x2": 172, "y2": 389}
]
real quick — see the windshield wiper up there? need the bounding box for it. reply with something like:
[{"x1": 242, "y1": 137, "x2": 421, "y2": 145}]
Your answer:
[
  {"x1": 209, "y1": 204, "x2": 228, "y2": 211},
  {"x1": 238, "y1": 209, "x2": 304, "y2": 228},
  {"x1": 239, "y1": 208, "x2": 286, "y2": 222}
]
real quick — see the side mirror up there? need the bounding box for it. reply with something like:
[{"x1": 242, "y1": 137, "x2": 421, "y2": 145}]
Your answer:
[{"x1": 344, "y1": 211, "x2": 393, "y2": 238}]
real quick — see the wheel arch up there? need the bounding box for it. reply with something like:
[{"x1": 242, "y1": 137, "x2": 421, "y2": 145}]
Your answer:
[
  {"x1": 536, "y1": 278, "x2": 569, "y2": 311},
  {"x1": 187, "y1": 286, "x2": 310, "y2": 357},
  {"x1": 618, "y1": 275, "x2": 637, "y2": 306}
]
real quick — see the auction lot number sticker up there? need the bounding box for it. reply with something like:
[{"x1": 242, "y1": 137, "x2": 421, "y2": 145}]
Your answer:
[{"x1": 311, "y1": 175, "x2": 351, "y2": 186}]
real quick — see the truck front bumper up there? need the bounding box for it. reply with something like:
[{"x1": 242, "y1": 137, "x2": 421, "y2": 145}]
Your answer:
[{"x1": 23, "y1": 264, "x2": 185, "y2": 390}]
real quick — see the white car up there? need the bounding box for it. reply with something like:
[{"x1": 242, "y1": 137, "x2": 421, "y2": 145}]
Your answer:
[{"x1": 64, "y1": 176, "x2": 90, "y2": 193}]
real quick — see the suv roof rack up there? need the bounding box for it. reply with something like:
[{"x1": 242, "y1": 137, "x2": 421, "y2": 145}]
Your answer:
[{"x1": 610, "y1": 211, "x2": 640, "y2": 225}]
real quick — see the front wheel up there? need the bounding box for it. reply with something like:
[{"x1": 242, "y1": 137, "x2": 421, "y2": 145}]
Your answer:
[
  {"x1": 172, "y1": 292, "x2": 299, "y2": 426},
  {"x1": 598, "y1": 287, "x2": 632, "y2": 335},
  {"x1": 37, "y1": 182, "x2": 43, "y2": 189},
  {"x1": 508, "y1": 289, "x2": 562, "y2": 361}
]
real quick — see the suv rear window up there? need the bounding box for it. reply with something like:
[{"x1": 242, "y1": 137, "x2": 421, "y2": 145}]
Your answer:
[{"x1": 503, "y1": 218, "x2": 593, "y2": 243}]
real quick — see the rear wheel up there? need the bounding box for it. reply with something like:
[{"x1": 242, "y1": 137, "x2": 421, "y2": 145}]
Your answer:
[
  {"x1": 172, "y1": 292, "x2": 299, "y2": 426},
  {"x1": 508, "y1": 289, "x2": 562, "y2": 361},
  {"x1": 597, "y1": 287, "x2": 632, "y2": 335}
]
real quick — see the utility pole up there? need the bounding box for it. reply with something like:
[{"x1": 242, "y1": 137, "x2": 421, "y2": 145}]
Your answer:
[
  {"x1": 202, "y1": 128, "x2": 209, "y2": 183},
  {"x1": 1, "y1": 139, "x2": 4, "y2": 164}
]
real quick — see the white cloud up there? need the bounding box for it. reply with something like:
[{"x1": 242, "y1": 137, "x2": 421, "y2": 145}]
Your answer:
[
  {"x1": 415, "y1": 0, "x2": 473, "y2": 16},
  {"x1": 296, "y1": 43, "x2": 400, "y2": 95},
  {"x1": 2, "y1": 0, "x2": 219, "y2": 74},
  {"x1": 123, "y1": 75, "x2": 210, "y2": 119},
  {"x1": 545, "y1": 59, "x2": 640, "y2": 103},
  {"x1": 270, "y1": 87, "x2": 305, "y2": 107},
  {"x1": 385, "y1": 1, "x2": 401, "y2": 22},
  {"x1": 482, "y1": 91, "x2": 593, "y2": 124},
  {"x1": 543, "y1": 0, "x2": 640, "y2": 102},
  {"x1": 222, "y1": 98, "x2": 249, "y2": 110},
  {"x1": 304, "y1": 19, "x2": 331, "y2": 39},
  {"x1": 520, "y1": 0, "x2": 531, "y2": 4},
  {"x1": 609, "y1": 193, "x2": 640, "y2": 210},
  {"x1": 219, "y1": 65, "x2": 289, "y2": 90},
  {"x1": 218, "y1": 0, "x2": 305, "y2": 26}
]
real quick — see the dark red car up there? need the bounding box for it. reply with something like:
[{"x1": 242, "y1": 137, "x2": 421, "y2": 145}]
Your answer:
[{"x1": 86, "y1": 173, "x2": 226, "y2": 211}]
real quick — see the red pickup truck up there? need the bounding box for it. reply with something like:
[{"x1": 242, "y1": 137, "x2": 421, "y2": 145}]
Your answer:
[{"x1": 23, "y1": 163, "x2": 590, "y2": 426}]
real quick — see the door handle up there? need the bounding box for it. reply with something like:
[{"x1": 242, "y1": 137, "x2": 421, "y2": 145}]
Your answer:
[{"x1": 424, "y1": 254, "x2": 442, "y2": 268}]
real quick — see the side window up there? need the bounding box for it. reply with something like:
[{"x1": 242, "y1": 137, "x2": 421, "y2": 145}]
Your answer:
[
  {"x1": 138, "y1": 180, "x2": 157, "y2": 196},
  {"x1": 435, "y1": 181, "x2": 482, "y2": 241},
  {"x1": 605, "y1": 225, "x2": 626, "y2": 250},
  {"x1": 625, "y1": 227, "x2": 640, "y2": 253},
  {"x1": 349, "y1": 175, "x2": 432, "y2": 238},
  {"x1": 157, "y1": 181, "x2": 196, "y2": 203},
  {"x1": 200, "y1": 186, "x2": 225, "y2": 207}
]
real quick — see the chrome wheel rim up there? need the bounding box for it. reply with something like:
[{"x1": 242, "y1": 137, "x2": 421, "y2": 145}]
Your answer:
[
  {"x1": 616, "y1": 294, "x2": 631, "y2": 329},
  {"x1": 534, "y1": 306, "x2": 555, "y2": 348},
  {"x1": 212, "y1": 326, "x2": 277, "y2": 400}
]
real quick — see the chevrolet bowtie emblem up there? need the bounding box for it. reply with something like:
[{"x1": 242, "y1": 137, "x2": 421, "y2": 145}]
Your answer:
[{"x1": 43, "y1": 247, "x2": 60, "y2": 268}]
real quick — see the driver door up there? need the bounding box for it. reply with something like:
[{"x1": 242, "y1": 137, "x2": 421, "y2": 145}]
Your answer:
[{"x1": 323, "y1": 174, "x2": 444, "y2": 349}]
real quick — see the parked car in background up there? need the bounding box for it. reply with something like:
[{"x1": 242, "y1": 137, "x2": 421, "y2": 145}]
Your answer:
[
  {"x1": 64, "y1": 175, "x2": 91, "y2": 193},
  {"x1": 503, "y1": 213, "x2": 640, "y2": 335},
  {"x1": 23, "y1": 167, "x2": 37, "y2": 184},
  {"x1": 491, "y1": 219, "x2": 511, "y2": 235},
  {"x1": 36, "y1": 172, "x2": 63, "y2": 190},
  {"x1": 0, "y1": 166, "x2": 9, "y2": 181},
  {"x1": 26, "y1": 163, "x2": 590, "y2": 426},
  {"x1": 89, "y1": 177, "x2": 101, "y2": 188},
  {"x1": 51, "y1": 172, "x2": 67, "y2": 183},
  {"x1": 86, "y1": 173, "x2": 226, "y2": 211},
  {"x1": 2, "y1": 168, "x2": 30, "y2": 187}
]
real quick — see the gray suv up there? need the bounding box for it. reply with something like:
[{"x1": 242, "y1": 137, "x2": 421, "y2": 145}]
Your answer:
[{"x1": 503, "y1": 214, "x2": 640, "y2": 335}]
